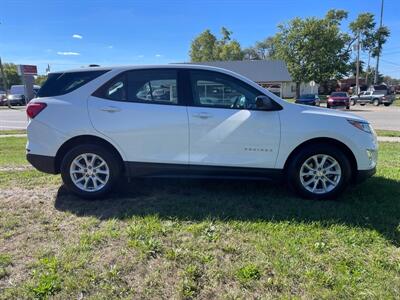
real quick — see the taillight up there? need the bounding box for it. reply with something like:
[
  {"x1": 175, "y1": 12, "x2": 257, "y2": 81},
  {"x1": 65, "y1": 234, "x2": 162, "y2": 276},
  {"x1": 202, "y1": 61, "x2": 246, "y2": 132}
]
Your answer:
[{"x1": 27, "y1": 102, "x2": 47, "y2": 119}]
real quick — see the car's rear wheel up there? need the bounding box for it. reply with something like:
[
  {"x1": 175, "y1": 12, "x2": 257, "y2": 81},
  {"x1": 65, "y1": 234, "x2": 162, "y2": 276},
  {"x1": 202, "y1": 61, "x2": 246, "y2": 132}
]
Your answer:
[
  {"x1": 360, "y1": 103, "x2": 366, "y2": 106},
  {"x1": 346, "y1": 106, "x2": 350, "y2": 110},
  {"x1": 61, "y1": 144, "x2": 122, "y2": 199},
  {"x1": 373, "y1": 99, "x2": 380, "y2": 106},
  {"x1": 384, "y1": 103, "x2": 391, "y2": 107},
  {"x1": 287, "y1": 144, "x2": 351, "y2": 199}
]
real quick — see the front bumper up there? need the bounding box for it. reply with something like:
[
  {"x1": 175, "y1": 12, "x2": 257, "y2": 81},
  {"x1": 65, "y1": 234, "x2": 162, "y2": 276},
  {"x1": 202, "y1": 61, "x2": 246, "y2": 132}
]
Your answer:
[
  {"x1": 355, "y1": 167, "x2": 376, "y2": 184},
  {"x1": 26, "y1": 153, "x2": 57, "y2": 174},
  {"x1": 329, "y1": 101, "x2": 349, "y2": 107}
]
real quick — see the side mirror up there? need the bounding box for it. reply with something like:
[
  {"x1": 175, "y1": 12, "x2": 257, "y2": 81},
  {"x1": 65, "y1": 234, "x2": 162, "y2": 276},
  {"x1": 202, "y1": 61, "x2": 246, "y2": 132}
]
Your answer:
[{"x1": 255, "y1": 95, "x2": 275, "y2": 110}]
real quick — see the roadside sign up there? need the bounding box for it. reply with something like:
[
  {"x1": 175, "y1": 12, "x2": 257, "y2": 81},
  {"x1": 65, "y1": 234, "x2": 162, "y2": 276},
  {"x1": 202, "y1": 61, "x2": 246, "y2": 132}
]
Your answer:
[
  {"x1": 310, "y1": 80, "x2": 316, "y2": 87},
  {"x1": 17, "y1": 65, "x2": 38, "y2": 76}
]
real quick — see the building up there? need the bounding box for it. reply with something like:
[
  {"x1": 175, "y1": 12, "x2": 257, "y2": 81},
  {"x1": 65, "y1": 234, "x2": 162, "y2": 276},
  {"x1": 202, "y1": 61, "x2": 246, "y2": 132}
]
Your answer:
[{"x1": 186, "y1": 60, "x2": 318, "y2": 98}]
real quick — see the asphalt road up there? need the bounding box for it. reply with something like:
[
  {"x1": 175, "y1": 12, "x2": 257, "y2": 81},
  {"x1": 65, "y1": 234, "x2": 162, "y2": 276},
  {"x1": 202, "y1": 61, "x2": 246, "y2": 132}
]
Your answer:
[
  {"x1": 0, "y1": 107, "x2": 28, "y2": 130},
  {"x1": 1, "y1": 104, "x2": 400, "y2": 131}
]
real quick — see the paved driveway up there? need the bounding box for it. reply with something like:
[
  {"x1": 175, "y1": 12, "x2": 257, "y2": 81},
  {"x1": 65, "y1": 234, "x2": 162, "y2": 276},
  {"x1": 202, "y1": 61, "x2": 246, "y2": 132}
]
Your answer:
[{"x1": 1, "y1": 104, "x2": 400, "y2": 131}]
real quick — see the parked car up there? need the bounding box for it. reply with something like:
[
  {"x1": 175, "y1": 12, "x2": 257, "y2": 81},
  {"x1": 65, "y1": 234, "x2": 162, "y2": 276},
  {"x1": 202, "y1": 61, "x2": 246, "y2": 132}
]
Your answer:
[
  {"x1": 327, "y1": 92, "x2": 350, "y2": 109},
  {"x1": 350, "y1": 90, "x2": 395, "y2": 107},
  {"x1": 0, "y1": 90, "x2": 7, "y2": 106},
  {"x1": 8, "y1": 85, "x2": 41, "y2": 106},
  {"x1": 295, "y1": 94, "x2": 320, "y2": 106},
  {"x1": 26, "y1": 65, "x2": 377, "y2": 200}
]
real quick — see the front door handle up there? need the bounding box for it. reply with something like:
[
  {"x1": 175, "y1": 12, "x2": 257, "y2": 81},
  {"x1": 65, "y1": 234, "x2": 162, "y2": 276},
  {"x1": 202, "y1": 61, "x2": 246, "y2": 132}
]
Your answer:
[
  {"x1": 193, "y1": 112, "x2": 212, "y2": 119},
  {"x1": 100, "y1": 106, "x2": 121, "y2": 113}
]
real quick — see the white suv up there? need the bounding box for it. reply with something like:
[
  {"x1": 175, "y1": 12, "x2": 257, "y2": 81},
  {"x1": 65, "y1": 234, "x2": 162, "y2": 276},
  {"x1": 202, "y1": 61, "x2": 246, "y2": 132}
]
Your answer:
[{"x1": 26, "y1": 65, "x2": 378, "y2": 199}]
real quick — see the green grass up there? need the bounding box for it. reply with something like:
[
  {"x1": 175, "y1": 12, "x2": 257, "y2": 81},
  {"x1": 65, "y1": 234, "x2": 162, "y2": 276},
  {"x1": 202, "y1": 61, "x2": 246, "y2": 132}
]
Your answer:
[
  {"x1": 0, "y1": 137, "x2": 400, "y2": 299},
  {"x1": 0, "y1": 129, "x2": 26, "y2": 135},
  {"x1": 0, "y1": 137, "x2": 28, "y2": 166},
  {"x1": 376, "y1": 129, "x2": 400, "y2": 137}
]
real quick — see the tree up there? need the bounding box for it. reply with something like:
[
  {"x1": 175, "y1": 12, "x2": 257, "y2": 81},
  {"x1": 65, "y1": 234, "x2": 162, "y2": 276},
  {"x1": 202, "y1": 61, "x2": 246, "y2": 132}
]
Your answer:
[
  {"x1": 190, "y1": 30, "x2": 218, "y2": 62},
  {"x1": 1, "y1": 63, "x2": 21, "y2": 89},
  {"x1": 243, "y1": 37, "x2": 275, "y2": 60},
  {"x1": 349, "y1": 60, "x2": 365, "y2": 78},
  {"x1": 273, "y1": 10, "x2": 350, "y2": 97},
  {"x1": 189, "y1": 27, "x2": 243, "y2": 62},
  {"x1": 35, "y1": 75, "x2": 47, "y2": 86},
  {"x1": 382, "y1": 75, "x2": 400, "y2": 86}
]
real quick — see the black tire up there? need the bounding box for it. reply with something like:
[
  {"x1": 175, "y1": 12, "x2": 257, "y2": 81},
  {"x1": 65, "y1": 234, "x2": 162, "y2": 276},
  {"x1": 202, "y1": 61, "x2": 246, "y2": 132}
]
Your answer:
[
  {"x1": 384, "y1": 103, "x2": 391, "y2": 107},
  {"x1": 360, "y1": 103, "x2": 366, "y2": 106},
  {"x1": 60, "y1": 144, "x2": 122, "y2": 199},
  {"x1": 327, "y1": 104, "x2": 331, "y2": 109},
  {"x1": 346, "y1": 106, "x2": 350, "y2": 110},
  {"x1": 287, "y1": 143, "x2": 352, "y2": 200},
  {"x1": 373, "y1": 99, "x2": 380, "y2": 106}
]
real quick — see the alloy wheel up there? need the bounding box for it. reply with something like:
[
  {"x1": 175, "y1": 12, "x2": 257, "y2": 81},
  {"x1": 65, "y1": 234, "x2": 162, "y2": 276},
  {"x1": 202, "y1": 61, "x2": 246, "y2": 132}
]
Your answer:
[
  {"x1": 69, "y1": 153, "x2": 110, "y2": 192},
  {"x1": 299, "y1": 154, "x2": 342, "y2": 195}
]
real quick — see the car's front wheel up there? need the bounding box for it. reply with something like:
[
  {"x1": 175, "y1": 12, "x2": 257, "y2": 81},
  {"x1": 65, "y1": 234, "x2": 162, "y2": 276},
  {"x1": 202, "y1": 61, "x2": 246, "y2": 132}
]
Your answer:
[
  {"x1": 287, "y1": 144, "x2": 351, "y2": 199},
  {"x1": 373, "y1": 99, "x2": 380, "y2": 106},
  {"x1": 60, "y1": 144, "x2": 122, "y2": 199},
  {"x1": 384, "y1": 103, "x2": 391, "y2": 107}
]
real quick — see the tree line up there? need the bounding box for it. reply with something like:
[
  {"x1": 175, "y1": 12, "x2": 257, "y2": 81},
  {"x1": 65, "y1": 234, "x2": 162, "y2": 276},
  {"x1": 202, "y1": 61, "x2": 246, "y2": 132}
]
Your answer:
[{"x1": 189, "y1": 9, "x2": 391, "y2": 96}]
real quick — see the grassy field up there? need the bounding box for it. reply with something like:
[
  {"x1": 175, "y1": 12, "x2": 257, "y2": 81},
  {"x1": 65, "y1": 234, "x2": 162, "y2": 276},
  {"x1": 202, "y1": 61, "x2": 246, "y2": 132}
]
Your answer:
[
  {"x1": 375, "y1": 129, "x2": 400, "y2": 137},
  {"x1": 0, "y1": 137, "x2": 399, "y2": 299},
  {"x1": 0, "y1": 129, "x2": 26, "y2": 136}
]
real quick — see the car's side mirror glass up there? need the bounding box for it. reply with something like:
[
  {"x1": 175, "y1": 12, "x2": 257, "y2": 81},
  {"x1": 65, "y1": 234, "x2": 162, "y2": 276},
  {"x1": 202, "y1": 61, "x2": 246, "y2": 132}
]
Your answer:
[{"x1": 255, "y1": 95, "x2": 276, "y2": 110}]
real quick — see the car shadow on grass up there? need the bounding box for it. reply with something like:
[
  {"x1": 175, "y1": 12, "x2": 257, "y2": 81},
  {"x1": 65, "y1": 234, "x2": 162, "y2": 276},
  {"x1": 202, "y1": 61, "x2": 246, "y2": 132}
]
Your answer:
[{"x1": 54, "y1": 176, "x2": 400, "y2": 245}]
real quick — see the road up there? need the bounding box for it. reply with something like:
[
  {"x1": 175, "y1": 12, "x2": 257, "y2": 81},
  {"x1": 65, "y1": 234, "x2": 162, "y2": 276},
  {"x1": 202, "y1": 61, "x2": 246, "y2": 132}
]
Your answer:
[
  {"x1": 0, "y1": 107, "x2": 28, "y2": 130},
  {"x1": 347, "y1": 105, "x2": 400, "y2": 131},
  {"x1": 1, "y1": 104, "x2": 400, "y2": 131}
]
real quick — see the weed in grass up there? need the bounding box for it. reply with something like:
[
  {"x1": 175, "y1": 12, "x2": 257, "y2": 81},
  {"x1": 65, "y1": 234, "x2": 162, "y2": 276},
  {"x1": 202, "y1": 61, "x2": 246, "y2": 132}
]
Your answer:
[
  {"x1": 0, "y1": 253, "x2": 12, "y2": 279},
  {"x1": 236, "y1": 263, "x2": 261, "y2": 284},
  {"x1": 30, "y1": 256, "x2": 61, "y2": 299},
  {"x1": 180, "y1": 264, "x2": 202, "y2": 299},
  {"x1": 126, "y1": 215, "x2": 165, "y2": 257},
  {"x1": 79, "y1": 231, "x2": 105, "y2": 251}
]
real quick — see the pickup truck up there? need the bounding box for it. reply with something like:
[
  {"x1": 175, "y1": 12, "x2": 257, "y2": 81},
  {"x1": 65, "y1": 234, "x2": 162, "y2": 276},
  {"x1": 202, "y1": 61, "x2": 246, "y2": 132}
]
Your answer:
[{"x1": 350, "y1": 90, "x2": 395, "y2": 106}]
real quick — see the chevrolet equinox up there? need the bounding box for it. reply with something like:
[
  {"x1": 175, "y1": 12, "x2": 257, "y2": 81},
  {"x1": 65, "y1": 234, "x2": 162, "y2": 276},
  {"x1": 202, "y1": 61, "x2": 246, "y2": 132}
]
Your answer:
[{"x1": 26, "y1": 65, "x2": 378, "y2": 199}]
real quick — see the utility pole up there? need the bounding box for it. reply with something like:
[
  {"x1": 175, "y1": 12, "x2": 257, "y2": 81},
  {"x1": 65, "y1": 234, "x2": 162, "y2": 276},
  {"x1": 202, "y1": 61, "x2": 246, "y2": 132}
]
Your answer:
[
  {"x1": 355, "y1": 33, "x2": 360, "y2": 95},
  {"x1": 374, "y1": 0, "x2": 384, "y2": 84},
  {"x1": 0, "y1": 57, "x2": 10, "y2": 108}
]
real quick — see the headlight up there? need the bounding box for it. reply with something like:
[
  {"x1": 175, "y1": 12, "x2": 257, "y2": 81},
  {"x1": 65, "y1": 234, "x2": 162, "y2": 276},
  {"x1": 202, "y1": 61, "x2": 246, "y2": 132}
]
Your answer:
[{"x1": 347, "y1": 119, "x2": 373, "y2": 134}]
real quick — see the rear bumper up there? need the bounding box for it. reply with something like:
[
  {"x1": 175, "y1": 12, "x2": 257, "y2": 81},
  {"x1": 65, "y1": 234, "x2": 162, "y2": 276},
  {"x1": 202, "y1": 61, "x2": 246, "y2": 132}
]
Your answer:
[
  {"x1": 26, "y1": 153, "x2": 57, "y2": 174},
  {"x1": 355, "y1": 167, "x2": 376, "y2": 184}
]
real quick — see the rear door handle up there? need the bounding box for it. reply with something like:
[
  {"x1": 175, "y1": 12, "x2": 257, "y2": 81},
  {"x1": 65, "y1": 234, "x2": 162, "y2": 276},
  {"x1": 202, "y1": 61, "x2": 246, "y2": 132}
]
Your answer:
[
  {"x1": 193, "y1": 112, "x2": 212, "y2": 119},
  {"x1": 100, "y1": 106, "x2": 121, "y2": 113}
]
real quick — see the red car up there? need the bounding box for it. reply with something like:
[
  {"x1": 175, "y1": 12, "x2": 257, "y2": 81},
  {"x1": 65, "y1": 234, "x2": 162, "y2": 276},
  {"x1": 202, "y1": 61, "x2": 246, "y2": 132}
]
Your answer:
[{"x1": 327, "y1": 92, "x2": 350, "y2": 109}]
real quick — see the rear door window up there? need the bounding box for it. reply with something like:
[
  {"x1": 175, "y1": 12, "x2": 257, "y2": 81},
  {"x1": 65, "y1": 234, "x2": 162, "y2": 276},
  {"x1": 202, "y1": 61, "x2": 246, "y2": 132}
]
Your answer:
[
  {"x1": 126, "y1": 69, "x2": 178, "y2": 104},
  {"x1": 37, "y1": 70, "x2": 109, "y2": 97}
]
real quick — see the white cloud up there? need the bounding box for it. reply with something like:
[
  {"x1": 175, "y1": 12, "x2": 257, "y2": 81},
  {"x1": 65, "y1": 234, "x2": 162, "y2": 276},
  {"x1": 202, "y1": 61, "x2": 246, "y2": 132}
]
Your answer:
[
  {"x1": 107, "y1": 45, "x2": 113, "y2": 49},
  {"x1": 155, "y1": 54, "x2": 162, "y2": 57},
  {"x1": 57, "y1": 51, "x2": 80, "y2": 56},
  {"x1": 137, "y1": 55, "x2": 144, "y2": 58},
  {"x1": 72, "y1": 34, "x2": 83, "y2": 39}
]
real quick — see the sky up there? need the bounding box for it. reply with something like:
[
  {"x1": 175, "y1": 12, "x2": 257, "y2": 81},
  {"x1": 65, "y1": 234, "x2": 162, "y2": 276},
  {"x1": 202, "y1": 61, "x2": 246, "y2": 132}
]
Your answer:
[{"x1": 1, "y1": 0, "x2": 399, "y2": 77}]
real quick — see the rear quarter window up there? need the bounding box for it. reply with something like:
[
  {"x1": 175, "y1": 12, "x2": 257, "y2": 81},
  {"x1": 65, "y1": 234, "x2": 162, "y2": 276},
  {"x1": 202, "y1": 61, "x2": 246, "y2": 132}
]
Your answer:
[{"x1": 37, "y1": 70, "x2": 109, "y2": 97}]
